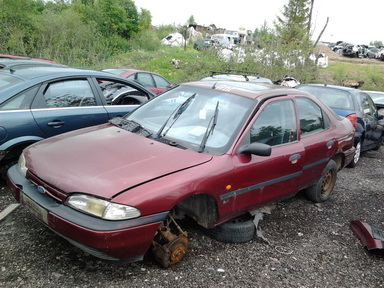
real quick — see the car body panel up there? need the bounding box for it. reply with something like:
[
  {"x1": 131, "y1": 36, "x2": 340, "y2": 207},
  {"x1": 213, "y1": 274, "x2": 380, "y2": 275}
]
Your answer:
[
  {"x1": 7, "y1": 81, "x2": 355, "y2": 262},
  {"x1": 25, "y1": 124, "x2": 212, "y2": 198},
  {"x1": 350, "y1": 220, "x2": 384, "y2": 250}
]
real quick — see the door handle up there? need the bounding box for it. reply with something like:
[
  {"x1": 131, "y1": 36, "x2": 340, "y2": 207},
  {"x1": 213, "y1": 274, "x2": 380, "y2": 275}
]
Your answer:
[
  {"x1": 47, "y1": 121, "x2": 65, "y2": 127},
  {"x1": 326, "y1": 140, "x2": 334, "y2": 149},
  {"x1": 289, "y1": 153, "x2": 301, "y2": 163}
]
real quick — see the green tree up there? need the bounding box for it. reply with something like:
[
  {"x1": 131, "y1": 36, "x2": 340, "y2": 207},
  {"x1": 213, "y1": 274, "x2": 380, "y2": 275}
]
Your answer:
[
  {"x1": 187, "y1": 15, "x2": 196, "y2": 25},
  {"x1": 274, "y1": 0, "x2": 311, "y2": 45},
  {"x1": 93, "y1": 0, "x2": 138, "y2": 38},
  {"x1": 248, "y1": 0, "x2": 317, "y2": 82},
  {"x1": 253, "y1": 21, "x2": 278, "y2": 48},
  {"x1": 370, "y1": 40, "x2": 383, "y2": 48},
  {"x1": 137, "y1": 8, "x2": 152, "y2": 31},
  {"x1": 0, "y1": 0, "x2": 42, "y2": 54}
]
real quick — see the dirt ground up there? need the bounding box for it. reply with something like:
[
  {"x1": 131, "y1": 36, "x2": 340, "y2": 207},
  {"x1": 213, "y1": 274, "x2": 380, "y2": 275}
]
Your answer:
[{"x1": 1, "y1": 147, "x2": 383, "y2": 288}]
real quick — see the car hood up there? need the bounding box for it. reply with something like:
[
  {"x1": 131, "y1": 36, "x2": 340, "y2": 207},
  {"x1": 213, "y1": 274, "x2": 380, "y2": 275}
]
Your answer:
[{"x1": 25, "y1": 124, "x2": 212, "y2": 198}]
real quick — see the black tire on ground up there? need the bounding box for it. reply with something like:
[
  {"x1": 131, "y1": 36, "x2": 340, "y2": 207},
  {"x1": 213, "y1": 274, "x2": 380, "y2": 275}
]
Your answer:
[
  {"x1": 373, "y1": 135, "x2": 382, "y2": 150},
  {"x1": 347, "y1": 141, "x2": 361, "y2": 168},
  {"x1": 305, "y1": 159, "x2": 337, "y2": 203},
  {"x1": 204, "y1": 213, "x2": 255, "y2": 243}
]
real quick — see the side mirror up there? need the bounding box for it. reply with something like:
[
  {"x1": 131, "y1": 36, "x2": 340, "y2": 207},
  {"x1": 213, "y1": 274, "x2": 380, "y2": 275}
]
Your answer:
[{"x1": 238, "y1": 142, "x2": 272, "y2": 156}]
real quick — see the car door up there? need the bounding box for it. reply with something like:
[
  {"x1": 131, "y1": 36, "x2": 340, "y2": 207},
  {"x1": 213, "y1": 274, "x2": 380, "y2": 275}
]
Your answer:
[
  {"x1": 358, "y1": 92, "x2": 381, "y2": 147},
  {"x1": 295, "y1": 96, "x2": 334, "y2": 189},
  {"x1": 92, "y1": 76, "x2": 155, "y2": 118},
  {"x1": 31, "y1": 78, "x2": 110, "y2": 137},
  {"x1": 224, "y1": 97, "x2": 304, "y2": 213}
]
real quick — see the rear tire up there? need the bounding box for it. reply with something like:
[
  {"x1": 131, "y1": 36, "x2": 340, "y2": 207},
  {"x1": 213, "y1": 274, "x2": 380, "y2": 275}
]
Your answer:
[
  {"x1": 347, "y1": 141, "x2": 361, "y2": 168},
  {"x1": 305, "y1": 159, "x2": 337, "y2": 203}
]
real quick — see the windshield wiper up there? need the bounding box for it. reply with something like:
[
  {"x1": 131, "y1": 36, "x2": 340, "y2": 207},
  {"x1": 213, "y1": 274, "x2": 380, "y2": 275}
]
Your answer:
[
  {"x1": 198, "y1": 101, "x2": 219, "y2": 153},
  {"x1": 155, "y1": 93, "x2": 196, "y2": 139},
  {"x1": 110, "y1": 117, "x2": 152, "y2": 137}
]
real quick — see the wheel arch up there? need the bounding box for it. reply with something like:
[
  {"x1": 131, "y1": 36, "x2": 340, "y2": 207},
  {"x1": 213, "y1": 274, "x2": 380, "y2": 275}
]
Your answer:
[
  {"x1": 331, "y1": 153, "x2": 345, "y2": 171},
  {"x1": 176, "y1": 193, "x2": 218, "y2": 229},
  {"x1": 1, "y1": 136, "x2": 43, "y2": 161}
]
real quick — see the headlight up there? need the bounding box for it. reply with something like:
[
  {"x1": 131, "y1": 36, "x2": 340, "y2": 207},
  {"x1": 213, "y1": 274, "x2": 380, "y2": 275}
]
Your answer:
[
  {"x1": 67, "y1": 194, "x2": 141, "y2": 220},
  {"x1": 18, "y1": 153, "x2": 28, "y2": 177}
]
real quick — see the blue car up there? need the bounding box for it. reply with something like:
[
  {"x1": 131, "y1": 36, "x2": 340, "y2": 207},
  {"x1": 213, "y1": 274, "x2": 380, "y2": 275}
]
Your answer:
[
  {"x1": 297, "y1": 84, "x2": 383, "y2": 167},
  {"x1": 0, "y1": 65, "x2": 156, "y2": 176}
]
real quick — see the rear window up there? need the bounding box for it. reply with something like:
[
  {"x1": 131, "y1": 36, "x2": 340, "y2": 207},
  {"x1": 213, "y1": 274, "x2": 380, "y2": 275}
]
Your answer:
[
  {"x1": 0, "y1": 73, "x2": 24, "y2": 90},
  {"x1": 298, "y1": 86, "x2": 354, "y2": 110}
]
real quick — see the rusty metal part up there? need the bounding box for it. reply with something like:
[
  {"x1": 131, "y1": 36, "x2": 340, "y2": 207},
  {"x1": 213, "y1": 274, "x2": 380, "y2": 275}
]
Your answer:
[{"x1": 152, "y1": 213, "x2": 188, "y2": 267}]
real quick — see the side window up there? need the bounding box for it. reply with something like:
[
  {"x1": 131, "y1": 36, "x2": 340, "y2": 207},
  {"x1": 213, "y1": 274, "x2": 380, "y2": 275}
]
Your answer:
[
  {"x1": 136, "y1": 73, "x2": 154, "y2": 87},
  {"x1": 250, "y1": 100, "x2": 297, "y2": 146},
  {"x1": 127, "y1": 74, "x2": 135, "y2": 81},
  {"x1": 153, "y1": 74, "x2": 170, "y2": 89},
  {"x1": 43, "y1": 80, "x2": 95, "y2": 108},
  {"x1": 297, "y1": 97, "x2": 327, "y2": 136},
  {"x1": 98, "y1": 79, "x2": 149, "y2": 105},
  {"x1": 359, "y1": 92, "x2": 375, "y2": 115},
  {"x1": 0, "y1": 86, "x2": 38, "y2": 110}
]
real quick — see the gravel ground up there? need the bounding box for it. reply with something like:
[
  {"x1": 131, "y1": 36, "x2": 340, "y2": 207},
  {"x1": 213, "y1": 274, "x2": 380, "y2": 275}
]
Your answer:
[{"x1": 1, "y1": 148, "x2": 384, "y2": 288}]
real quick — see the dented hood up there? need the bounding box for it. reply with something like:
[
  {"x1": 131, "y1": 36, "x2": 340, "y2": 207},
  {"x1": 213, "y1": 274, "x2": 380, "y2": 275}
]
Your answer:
[{"x1": 25, "y1": 124, "x2": 212, "y2": 198}]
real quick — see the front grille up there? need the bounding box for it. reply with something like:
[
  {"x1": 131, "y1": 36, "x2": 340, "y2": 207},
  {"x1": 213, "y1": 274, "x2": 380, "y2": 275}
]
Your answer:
[{"x1": 27, "y1": 171, "x2": 67, "y2": 203}]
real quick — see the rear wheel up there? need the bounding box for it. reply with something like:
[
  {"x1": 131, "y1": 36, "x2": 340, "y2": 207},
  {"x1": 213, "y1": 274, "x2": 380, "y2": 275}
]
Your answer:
[
  {"x1": 305, "y1": 159, "x2": 337, "y2": 203},
  {"x1": 347, "y1": 141, "x2": 361, "y2": 168}
]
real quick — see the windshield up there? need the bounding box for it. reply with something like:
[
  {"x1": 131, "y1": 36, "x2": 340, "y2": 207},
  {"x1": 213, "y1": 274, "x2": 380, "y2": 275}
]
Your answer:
[{"x1": 123, "y1": 85, "x2": 254, "y2": 155}]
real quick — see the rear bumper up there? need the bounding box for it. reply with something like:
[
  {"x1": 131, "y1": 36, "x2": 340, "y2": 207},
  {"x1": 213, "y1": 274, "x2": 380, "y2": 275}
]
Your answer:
[{"x1": 7, "y1": 165, "x2": 168, "y2": 261}]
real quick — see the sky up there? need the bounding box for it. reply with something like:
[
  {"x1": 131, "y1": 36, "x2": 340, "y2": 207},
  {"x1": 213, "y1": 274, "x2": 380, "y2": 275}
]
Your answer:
[{"x1": 133, "y1": 0, "x2": 383, "y2": 45}]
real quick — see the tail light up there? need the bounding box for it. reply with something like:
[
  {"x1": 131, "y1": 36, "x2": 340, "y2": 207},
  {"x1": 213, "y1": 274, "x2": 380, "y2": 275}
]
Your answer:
[{"x1": 346, "y1": 113, "x2": 357, "y2": 129}]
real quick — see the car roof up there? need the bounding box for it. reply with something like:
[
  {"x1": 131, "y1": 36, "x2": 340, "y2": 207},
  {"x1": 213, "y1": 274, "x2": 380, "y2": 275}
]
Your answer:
[
  {"x1": 0, "y1": 65, "x2": 156, "y2": 103},
  {"x1": 103, "y1": 68, "x2": 160, "y2": 75},
  {"x1": 180, "y1": 80, "x2": 302, "y2": 100},
  {"x1": 0, "y1": 58, "x2": 66, "y2": 69},
  {"x1": 0, "y1": 53, "x2": 56, "y2": 63},
  {"x1": 297, "y1": 83, "x2": 359, "y2": 93},
  {"x1": 0, "y1": 65, "x2": 124, "y2": 80},
  {"x1": 201, "y1": 70, "x2": 273, "y2": 84}
]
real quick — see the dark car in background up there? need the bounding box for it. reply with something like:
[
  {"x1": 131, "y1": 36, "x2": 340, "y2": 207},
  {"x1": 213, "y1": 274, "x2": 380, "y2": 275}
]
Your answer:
[
  {"x1": 8, "y1": 80, "x2": 355, "y2": 267},
  {"x1": 102, "y1": 68, "x2": 173, "y2": 95},
  {"x1": 364, "y1": 90, "x2": 384, "y2": 110},
  {"x1": 297, "y1": 84, "x2": 383, "y2": 167},
  {"x1": 0, "y1": 65, "x2": 156, "y2": 176}
]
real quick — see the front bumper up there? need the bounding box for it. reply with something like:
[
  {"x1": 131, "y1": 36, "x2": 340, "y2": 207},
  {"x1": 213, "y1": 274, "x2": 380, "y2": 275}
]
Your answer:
[{"x1": 7, "y1": 165, "x2": 168, "y2": 261}]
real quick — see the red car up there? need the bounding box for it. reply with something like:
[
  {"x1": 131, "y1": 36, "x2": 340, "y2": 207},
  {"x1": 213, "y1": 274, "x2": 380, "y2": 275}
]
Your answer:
[
  {"x1": 7, "y1": 81, "x2": 355, "y2": 267},
  {"x1": 103, "y1": 68, "x2": 173, "y2": 95}
]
